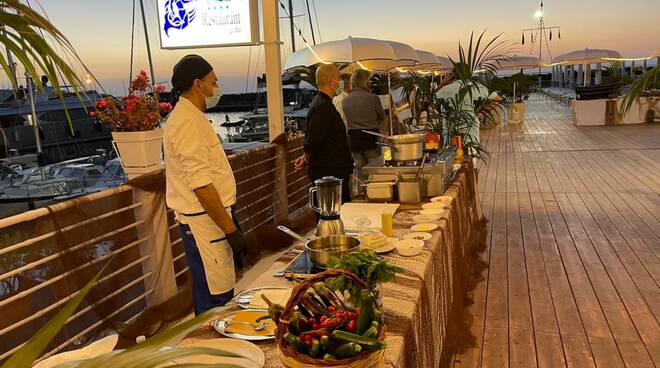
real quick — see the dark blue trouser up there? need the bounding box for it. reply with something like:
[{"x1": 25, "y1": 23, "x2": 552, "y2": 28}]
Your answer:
[{"x1": 179, "y1": 207, "x2": 243, "y2": 315}]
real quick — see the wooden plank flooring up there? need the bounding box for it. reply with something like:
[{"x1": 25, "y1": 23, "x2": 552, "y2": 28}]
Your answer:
[{"x1": 453, "y1": 95, "x2": 660, "y2": 368}]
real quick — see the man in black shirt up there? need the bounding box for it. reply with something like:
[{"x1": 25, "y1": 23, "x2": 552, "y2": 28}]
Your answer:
[{"x1": 295, "y1": 63, "x2": 354, "y2": 203}]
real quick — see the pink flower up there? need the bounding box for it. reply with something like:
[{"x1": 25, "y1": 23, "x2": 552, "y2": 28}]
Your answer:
[
  {"x1": 153, "y1": 84, "x2": 166, "y2": 94},
  {"x1": 138, "y1": 70, "x2": 148, "y2": 81},
  {"x1": 126, "y1": 101, "x2": 137, "y2": 111},
  {"x1": 159, "y1": 102, "x2": 173, "y2": 111},
  {"x1": 89, "y1": 111, "x2": 97, "y2": 118}
]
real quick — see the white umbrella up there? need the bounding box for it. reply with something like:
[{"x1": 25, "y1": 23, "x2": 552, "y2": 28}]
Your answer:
[
  {"x1": 551, "y1": 48, "x2": 622, "y2": 65},
  {"x1": 496, "y1": 56, "x2": 544, "y2": 70},
  {"x1": 283, "y1": 37, "x2": 417, "y2": 71},
  {"x1": 649, "y1": 48, "x2": 660, "y2": 58}
]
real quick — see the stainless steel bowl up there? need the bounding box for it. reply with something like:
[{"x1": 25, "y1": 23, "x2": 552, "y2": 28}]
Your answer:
[{"x1": 304, "y1": 235, "x2": 361, "y2": 268}]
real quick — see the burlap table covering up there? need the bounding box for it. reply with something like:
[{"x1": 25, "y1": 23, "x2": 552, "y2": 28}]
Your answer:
[{"x1": 179, "y1": 163, "x2": 483, "y2": 368}]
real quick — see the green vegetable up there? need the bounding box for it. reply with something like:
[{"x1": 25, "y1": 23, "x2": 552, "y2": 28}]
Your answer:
[
  {"x1": 363, "y1": 326, "x2": 378, "y2": 338},
  {"x1": 288, "y1": 311, "x2": 309, "y2": 334},
  {"x1": 320, "y1": 335, "x2": 330, "y2": 352},
  {"x1": 326, "y1": 249, "x2": 402, "y2": 304},
  {"x1": 356, "y1": 290, "x2": 374, "y2": 334},
  {"x1": 323, "y1": 353, "x2": 336, "y2": 360},
  {"x1": 331, "y1": 330, "x2": 384, "y2": 348},
  {"x1": 331, "y1": 342, "x2": 362, "y2": 358},
  {"x1": 284, "y1": 332, "x2": 307, "y2": 354},
  {"x1": 373, "y1": 308, "x2": 382, "y2": 323},
  {"x1": 310, "y1": 339, "x2": 321, "y2": 357}
]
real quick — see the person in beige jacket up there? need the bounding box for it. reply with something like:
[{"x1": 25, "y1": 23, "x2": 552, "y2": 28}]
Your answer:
[{"x1": 164, "y1": 55, "x2": 248, "y2": 315}]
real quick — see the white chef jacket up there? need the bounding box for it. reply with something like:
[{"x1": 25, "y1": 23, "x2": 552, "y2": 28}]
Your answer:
[
  {"x1": 333, "y1": 91, "x2": 350, "y2": 124},
  {"x1": 163, "y1": 96, "x2": 237, "y2": 294},
  {"x1": 163, "y1": 96, "x2": 237, "y2": 215}
]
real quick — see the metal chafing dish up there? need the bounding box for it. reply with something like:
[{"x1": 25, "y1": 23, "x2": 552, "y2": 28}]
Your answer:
[{"x1": 362, "y1": 146, "x2": 456, "y2": 198}]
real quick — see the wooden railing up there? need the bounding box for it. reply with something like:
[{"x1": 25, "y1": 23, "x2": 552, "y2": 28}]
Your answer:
[{"x1": 0, "y1": 135, "x2": 309, "y2": 361}]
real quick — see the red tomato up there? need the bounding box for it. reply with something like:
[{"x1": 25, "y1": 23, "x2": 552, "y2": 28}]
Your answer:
[
  {"x1": 320, "y1": 315, "x2": 328, "y2": 323},
  {"x1": 312, "y1": 323, "x2": 321, "y2": 330},
  {"x1": 327, "y1": 306, "x2": 336, "y2": 313},
  {"x1": 347, "y1": 320, "x2": 357, "y2": 332},
  {"x1": 309, "y1": 318, "x2": 317, "y2": 325},
  {"x1": 336, "y1": 310, "x2": 345, "y2": 318},
  {"x1": 355, "y1": 308, "x2": 361, "y2": 316}
]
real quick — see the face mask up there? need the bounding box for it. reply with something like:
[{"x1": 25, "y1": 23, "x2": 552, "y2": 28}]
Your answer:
[{"x1": 200, "y1": 80, "x2": 222, "y2": 109}]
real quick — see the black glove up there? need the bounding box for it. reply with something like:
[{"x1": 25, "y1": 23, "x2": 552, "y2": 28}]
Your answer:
[{"x1": 226, "y1": 230, "x2": 248, "y2": 267}]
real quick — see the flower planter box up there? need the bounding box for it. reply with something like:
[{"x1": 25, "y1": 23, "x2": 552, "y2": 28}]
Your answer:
[
  {"x1": 508, "y1": 103, "x2": 526, "y2": 124},
  {"x1": 111, "y1": 129, "x2": 163, "y2": 179},
  {"x1": 616, "y1": 97, "x2": 659, "y2": 124}
]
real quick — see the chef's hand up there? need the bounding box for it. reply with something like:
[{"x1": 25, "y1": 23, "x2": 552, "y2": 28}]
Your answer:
[
  {"x1": 226, "y1": 230, "x2": 248, "y2": 267},
  {"x1": 294, "y1": 154, "x2": 307, "y2": 171}
]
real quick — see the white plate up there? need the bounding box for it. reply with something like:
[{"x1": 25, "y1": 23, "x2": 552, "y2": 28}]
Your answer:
[
  {"x1": 167, "y1": 339, "x2": 265, "y2": 368},
  {"x1": 419, "y1": 208, "x2": 446, "y2": 216},
  {"x1": 373, "y1": 238, "x2": 397, "y2": 253},
  {"x1": 411, "y1": 223, "x2": 439, "y2": 232},
  {"x1": 422, "y1": 202, "x2": 450, "y2": 210},
  {"x1": 430, "y1": 196, "x2": 452, "y2": 203},
  {"x1": 403, "y1": 232, "x2": 433, "y2": 241},
  {"x1": 395, "y1": 238, "x2": 424, "y2": 257},
  {"x1": 235, "y1": 287, "x2": 292, "y2": 309},
  {"x1": 413, "y1": 214, "x2": 440, "y2": 223},
  {"x1": 213, "y1": 309, "x2": 275, "y2": 341},
  {"x1": 33, "y1": 335, "x2": 118, "y2": 368}
]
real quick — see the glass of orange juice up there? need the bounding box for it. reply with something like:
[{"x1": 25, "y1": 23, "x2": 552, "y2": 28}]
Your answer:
[{"x1": 381, "y1": 204, "x2": 394, "y2": 237}]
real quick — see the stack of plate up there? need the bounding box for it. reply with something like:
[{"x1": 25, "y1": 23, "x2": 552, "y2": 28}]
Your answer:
[{"x1": 358, "y1": 231, "x2": 396, "y2": 253}]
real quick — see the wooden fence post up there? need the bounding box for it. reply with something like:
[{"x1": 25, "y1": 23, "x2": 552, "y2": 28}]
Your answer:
[
  {"x1": 272, "y1": 136, "x2": 290, "y2": 222},
  {"x1": 133, "y1": 187, "x2": 177, "y2": 306}
]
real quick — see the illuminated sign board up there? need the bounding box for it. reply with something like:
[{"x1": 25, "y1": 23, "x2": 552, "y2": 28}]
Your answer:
[{"x1": 157, "y1": 0, "x2": 260, "y2": 49}]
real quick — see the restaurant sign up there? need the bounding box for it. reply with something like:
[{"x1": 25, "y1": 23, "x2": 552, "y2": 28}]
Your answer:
[{"x1": 157, "y1": 0, "x2": 260, "y2": 49}]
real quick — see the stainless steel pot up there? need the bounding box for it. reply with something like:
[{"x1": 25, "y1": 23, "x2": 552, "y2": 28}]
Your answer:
[
  {"x1": 363, "y1": 131, "x2": 425, "y2": 161},
  {"x1": 277, "y1": 226, "x2": 361, "y2": 268}
]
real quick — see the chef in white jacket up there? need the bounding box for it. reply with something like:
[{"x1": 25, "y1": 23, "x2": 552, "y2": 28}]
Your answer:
[{"x1": 164, "y1": 55, "x2": 248, "y2": 315}]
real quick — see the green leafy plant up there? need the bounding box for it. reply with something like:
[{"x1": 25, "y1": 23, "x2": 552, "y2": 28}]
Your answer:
[
  {"x1": 2, "y1": 261, "x2": 251, "y2": 368},
  {"x1": 326, "y1": 249, "x2": 402, "y2": 304},
  {"x1": 620, "y1": 66, "x2": 660, "y2": 117},
  {"x1": 370, "y1": 73, "x2": 392, "y2": 95},
  {"x1": 393, "y1": 71, "x2": 436, "y2": 124},
  {"x1": 0, "y1": 1, "x2": 99, "y2": 133},
  {"x1": 604, "y1": 60, "x2": 633, "y2": 96}
]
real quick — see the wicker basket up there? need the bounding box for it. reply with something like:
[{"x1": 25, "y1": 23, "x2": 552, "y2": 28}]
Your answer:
[{"x1": 276, "y1": 269, "x2": 386, "y2": 368}]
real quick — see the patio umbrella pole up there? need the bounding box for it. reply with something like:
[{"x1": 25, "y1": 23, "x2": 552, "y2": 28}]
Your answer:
[{"x1": 389, "y1": 70, "x2": 393, "y2": 136}]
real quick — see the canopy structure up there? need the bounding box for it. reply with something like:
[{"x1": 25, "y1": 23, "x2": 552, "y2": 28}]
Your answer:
[
  {"x1": 551, "y1": 48, "x2": 622, "y2": 65},
  {"x1": 352, "y1": 40, "x2": 419, "y2": 71},
  {"x1": 406, "y1": 51, "x2": 452, "y2": 73},
  {"x1": 496, "y1": 56, "x2": 544, "y2": 70},
  {"x1": 283, "y1": 37, "x2": 418, "y2": 71}
]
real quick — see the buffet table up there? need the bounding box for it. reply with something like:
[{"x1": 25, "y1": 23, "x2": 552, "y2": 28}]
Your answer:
[{"x1": 179, "y1": 162, "x2": 484, "y2": 367}]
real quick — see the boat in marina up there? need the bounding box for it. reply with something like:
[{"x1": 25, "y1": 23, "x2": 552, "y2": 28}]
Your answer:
[{"x1": 0, "y1": 87, "x2": 113, "y2": 167}]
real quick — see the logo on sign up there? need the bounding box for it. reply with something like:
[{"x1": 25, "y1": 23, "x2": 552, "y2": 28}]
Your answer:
[{"x1": 163, "y1": 0, "x2": 197, "y2": 37}]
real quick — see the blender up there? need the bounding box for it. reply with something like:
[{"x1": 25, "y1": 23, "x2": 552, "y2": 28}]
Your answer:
[{"x1": 308, "y1": 176, "x2": 345, "y2": 236}]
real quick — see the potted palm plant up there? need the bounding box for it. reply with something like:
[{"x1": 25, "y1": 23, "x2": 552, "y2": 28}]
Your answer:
[
  {"x1": 92, "y1": 71, "x2": 172, "y2": 179},
  {"x1": 619, "y1": 66, "x2": 659, "y2": 123}
]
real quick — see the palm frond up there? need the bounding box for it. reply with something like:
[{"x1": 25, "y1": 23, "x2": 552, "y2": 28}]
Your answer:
[
  {"x1": 620, "y1": 66, "x2": 659, "y2": 116},
  {"x1": 0, "y1": 1, "x2": 99, "y2": 133}
]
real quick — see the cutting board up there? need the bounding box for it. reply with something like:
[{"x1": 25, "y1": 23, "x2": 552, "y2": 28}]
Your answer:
[{"x1": 341, "y1": 203, "x2": 400, "y2": 230}]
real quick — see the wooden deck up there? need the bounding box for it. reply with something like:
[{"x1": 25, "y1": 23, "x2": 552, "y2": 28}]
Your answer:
[{"x1": 452, "y1": 95, "x2": 660, "y2": 368}]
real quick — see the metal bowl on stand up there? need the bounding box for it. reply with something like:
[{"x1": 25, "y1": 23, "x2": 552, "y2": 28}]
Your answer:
[{"x1": 277, "y1": 226, "x2": 361, "y2": 268}]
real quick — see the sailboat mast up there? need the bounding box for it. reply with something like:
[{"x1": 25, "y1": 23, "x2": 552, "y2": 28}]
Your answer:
[
  {"x1": 305, "y1": 0, "x2": 316, "y2": 44},
  {"x1": 288, "y1": 0, "x2": 296, "y2": 52},
  {"x1": 138, "y1": 0, "x2": 155, "y2": 83}
]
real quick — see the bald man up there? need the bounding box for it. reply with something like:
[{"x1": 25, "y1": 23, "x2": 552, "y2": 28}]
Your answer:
[{"x1": 295, "y1": 63, "x2": 354, "y2": 203}]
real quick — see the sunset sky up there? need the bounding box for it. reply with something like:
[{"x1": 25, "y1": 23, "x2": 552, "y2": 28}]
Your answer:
[{"x1": 29, "y1": 0, "x2": 660, "y2": 95}]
